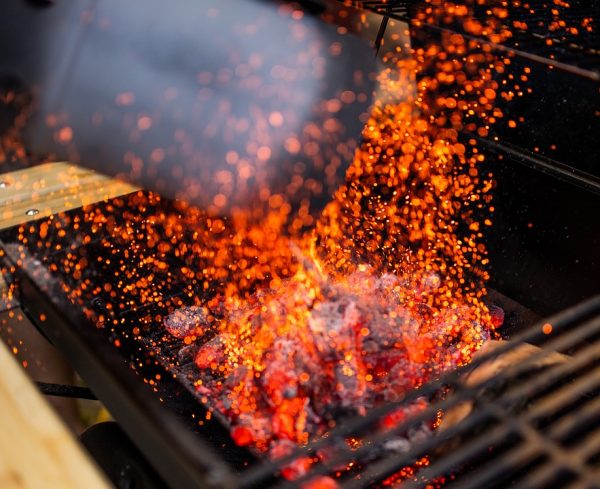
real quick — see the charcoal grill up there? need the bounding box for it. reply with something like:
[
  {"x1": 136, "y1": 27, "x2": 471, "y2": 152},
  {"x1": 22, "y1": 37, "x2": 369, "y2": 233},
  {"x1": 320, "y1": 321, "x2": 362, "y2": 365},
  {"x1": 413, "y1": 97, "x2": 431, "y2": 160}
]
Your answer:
[
  {"x1": 2, "y1": 198, "x2": 600, "y2": 488},
  {"x1": 0, "y1": 0, "x2": 599, "y2": 488}
]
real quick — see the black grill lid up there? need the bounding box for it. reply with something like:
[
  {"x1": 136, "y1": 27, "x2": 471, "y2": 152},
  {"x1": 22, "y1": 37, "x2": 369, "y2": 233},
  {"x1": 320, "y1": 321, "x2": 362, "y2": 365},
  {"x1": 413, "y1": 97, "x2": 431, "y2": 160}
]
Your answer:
[{"x1": 0, "y1": 0, "x2": 377, "y2": 217}]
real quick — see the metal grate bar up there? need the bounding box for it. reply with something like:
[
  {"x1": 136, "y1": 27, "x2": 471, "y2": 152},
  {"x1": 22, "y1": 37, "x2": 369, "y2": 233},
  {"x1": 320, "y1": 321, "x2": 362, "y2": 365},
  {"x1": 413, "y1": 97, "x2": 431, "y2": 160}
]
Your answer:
[
  {"x1": 509, "y1": 423, "x2": 590, "y2": 489},
  {"x1": 492, "y1": 340, "x2": 600, "y2": 421},
  {"x1": 524, "y1": 363, "x2": 600, "y2": 426},
  {"x1": 567, "y1": 479, "x2": 600, "y2": 489},
  {"x1": 549, "y1": 395, "x2": 600, "y2": 446},
  {"x1": 242, "y1": 298, "x2": 600, "y2": 487},
  {"x1": 318, "y1": 317, "x2": 600, "y2": 486},
  {"x1": 575, "y1": 429, "x2": 600, "y2": 465},
  {"x1": 266, "y1": 402, "x2": 500, "y2": 488},
  {"x1": 439, "y1": 442, "x2": 544, "y2": 489},
  {"x1": 509, "y1": 464, "x2": 575, "y2": 489},
  {"x1": 350, "y1": 313, "x2": 600, "y2": 457},
  {"x1": 347, "y1": 421, "x2": 522, "y2": 489},
  {"x1": 402, "y1": 403, "x2": 561, "y2": 489},
  {"x1": 507, "y1": 411, "x2": 589, "y2": 484},
  {"x1": 400, "y1": 329, "x2": 600, "y2": 487},
  {"x1": 338, "y1": 0, "x2": 600, "y2": 80}
]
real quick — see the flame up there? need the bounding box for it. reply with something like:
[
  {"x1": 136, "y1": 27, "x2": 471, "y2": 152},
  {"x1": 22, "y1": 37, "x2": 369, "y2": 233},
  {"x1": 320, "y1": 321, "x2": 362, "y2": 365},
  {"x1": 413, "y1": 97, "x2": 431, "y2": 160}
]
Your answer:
[
  {"x1": 201, "y1": 1, "x2": 520, "y2": 454},
  {"x1": 2, "y1": 0, "x2": 591, "y2": 485}
]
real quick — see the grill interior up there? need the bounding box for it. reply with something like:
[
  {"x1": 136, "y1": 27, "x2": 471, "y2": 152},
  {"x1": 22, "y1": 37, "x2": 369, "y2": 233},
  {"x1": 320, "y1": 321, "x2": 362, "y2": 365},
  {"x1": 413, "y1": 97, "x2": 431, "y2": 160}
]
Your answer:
[
  {"x1": 1, "y1": 191, "x2": 600, "y2": 488},
  {"x1": 1, "y1": 0, "x2": 599, "y2": 488}
]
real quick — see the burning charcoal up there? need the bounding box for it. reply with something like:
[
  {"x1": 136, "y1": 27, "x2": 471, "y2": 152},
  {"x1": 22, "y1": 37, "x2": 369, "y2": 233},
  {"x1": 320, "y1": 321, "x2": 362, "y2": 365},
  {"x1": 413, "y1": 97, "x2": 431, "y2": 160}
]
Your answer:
[
  {"x1": 272, "y1": 409, "x2": 296, "y2": 440},
  {"x1": 383, "y1": 437, "x2": 412, "y2": 454},
  {"x1": 231, "y1": 416, "x2": 271, "y2": 447},
  {"x1": 488, "y1": 304, "x2": 505, "y2": 328},
  {"x1": 268, "y1": 438, "x2": 297, "y2": 459},
  {"x1": 204, "y1": 295, "x2": 227, "y2": 319},
  {"x1": 261, "y1": 340, "x2": 302, "y2": 406},
  {"x1": 346, "y1": 264, "x2": 377, "y2": 290},
  {"x1": 180, "y1": 252, "x2": 497, "y2": 454},
  {"x1": 310, "y1": 382, "x2": 338, "y2": 420},
  {"x1": 269, "y1": 439, "x2": 313, "y2": 480},
  {"x1": 382, "y1": 423, "x2": 432, "y2": 455},
  {"x1": 430, "y1": 305, "x2": 489, "y2": 354},
  {"x1": 407, "y1": 423, "x2": 432, "y2": 443},
  {"x1": 195, "y1": 335, "x2": 227, "y2": 370},
  {"x1": 381, "y1": 364, "x2": 421, "y2": 403},
  {"x1": 380, "y1": 398, "x2": 429, "y2": 430},
  {"x1": 194, "y1": 383, "x2": 211, "y2": 396},
  {"x1": 222, "y1": 365, "x2": 249, "y2": 390},
  {"x1": 273, "y1": 397, "x2": 310, "y2": 441},
  {"x1": 164, "y1": 305, "x2": 210, "y2": 339},
  {"x1": 360, "y1": 310, "x2": 415, "y2": 372},
  {"x1": 231, "y1": 425, "x2": 254, "y2": 447},
  {"x1": 308, "y1": 295, "x2": 362, "y2": 359},
  {"x1": 301, "y1": 401, "x2": 323, "y2": 435},
  {"x1": 177, "y1": 343, "x2": 199, "y2": 366},
  {"x1": 301, "y1": 476, "x2": 339, "y2": 489},
  {"x1": 333, "y1": 357, "x2": 367, "y2": 411}
]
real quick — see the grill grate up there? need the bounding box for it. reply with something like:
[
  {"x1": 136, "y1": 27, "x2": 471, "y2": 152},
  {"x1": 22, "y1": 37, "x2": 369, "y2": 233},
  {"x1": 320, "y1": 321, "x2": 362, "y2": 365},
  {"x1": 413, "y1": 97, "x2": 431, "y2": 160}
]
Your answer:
[
  {"x1": 239, "y1": 295, "x2": 600, "y2": 488},
  {"x1": 2, "y1": 192, "x2": 600, "y2": 488}
]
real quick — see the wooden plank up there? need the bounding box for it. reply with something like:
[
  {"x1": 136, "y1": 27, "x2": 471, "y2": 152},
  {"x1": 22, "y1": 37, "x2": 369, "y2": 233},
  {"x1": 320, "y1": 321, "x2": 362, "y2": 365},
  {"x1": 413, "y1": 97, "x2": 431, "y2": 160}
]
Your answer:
[
  {"x1": 0, "y1": 162, "x2": 139, "y2": 230},
  {"x1": 0, "y1": 162, "x2": 135, "y2": 486},
  {"x1": 0, "y1": 339, "x2": 111, "y2": 489}
]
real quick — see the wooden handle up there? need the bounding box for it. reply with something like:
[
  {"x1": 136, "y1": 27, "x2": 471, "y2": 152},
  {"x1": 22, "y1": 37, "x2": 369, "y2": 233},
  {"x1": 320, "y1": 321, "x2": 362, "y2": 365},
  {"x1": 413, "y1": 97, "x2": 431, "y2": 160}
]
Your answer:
[{"x1": 0, "y1": 339, "x2": 111, "y2": 489}]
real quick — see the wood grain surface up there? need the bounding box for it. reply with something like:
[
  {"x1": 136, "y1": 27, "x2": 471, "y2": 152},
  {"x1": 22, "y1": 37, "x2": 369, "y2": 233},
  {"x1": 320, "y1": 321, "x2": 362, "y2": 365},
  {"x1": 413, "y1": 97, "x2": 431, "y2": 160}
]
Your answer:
[
  {"x1": 0, "y1": 339, "x2": 111, "y2": 489},
  {"x1": 0, "y1": 162, "x2": 138, "y2": 230}
]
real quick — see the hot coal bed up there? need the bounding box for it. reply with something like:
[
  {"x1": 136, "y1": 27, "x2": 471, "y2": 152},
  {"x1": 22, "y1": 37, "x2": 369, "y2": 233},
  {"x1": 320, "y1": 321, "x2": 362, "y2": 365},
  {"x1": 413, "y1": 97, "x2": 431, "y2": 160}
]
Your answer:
[{"x1": 1, "y1": 1, "x2": 600, "y2": 489}]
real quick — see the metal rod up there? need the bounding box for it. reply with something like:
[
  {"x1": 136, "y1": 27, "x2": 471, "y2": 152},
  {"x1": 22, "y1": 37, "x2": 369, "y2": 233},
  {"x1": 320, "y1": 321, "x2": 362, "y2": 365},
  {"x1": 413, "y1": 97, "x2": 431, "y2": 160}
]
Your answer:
[
  {"x1": 374, "y1": 13, "x2": 389, "y2": 56},
  {"x1": 347, "y1": 415, "x2": 519, "y2": 489},
  {"x1": 477, "y1": 137, "x2": 600, "y2": 195},
  {"x1": 368, "y1": 322, "x2": 600, "y2": 487},
  {"x1": 549, "y1": 393, "x2": 600, "y2": 443},
  {"x1": 35, "y1": 381, "x2": 98, "y2": 400}
]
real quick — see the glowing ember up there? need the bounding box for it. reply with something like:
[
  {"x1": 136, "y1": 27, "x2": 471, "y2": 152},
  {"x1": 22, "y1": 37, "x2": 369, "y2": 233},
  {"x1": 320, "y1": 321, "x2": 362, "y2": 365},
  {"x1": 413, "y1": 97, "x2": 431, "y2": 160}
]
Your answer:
[
  {"x1": 166, "y1": 0, "x2": 523, "y2": 457},
  {"x1": 166, "y1": 261, "x2": 489, "y2": 452}
]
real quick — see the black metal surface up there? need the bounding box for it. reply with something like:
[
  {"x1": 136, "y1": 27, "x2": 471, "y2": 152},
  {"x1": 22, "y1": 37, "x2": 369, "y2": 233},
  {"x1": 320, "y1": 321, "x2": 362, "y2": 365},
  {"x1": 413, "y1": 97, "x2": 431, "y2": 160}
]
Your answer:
[
  {"x1": 1, "y1": 233, "x2": 249, "y2": 489},
  {"x1": 81, "y1": 422, "x2": 169, "y2": 489},
  {"x1": 345, "y1": 0, "x2": 600, "y2": 79},
  {"x1": 482, "y1": 144, "x2": 600, "y2": 317}
]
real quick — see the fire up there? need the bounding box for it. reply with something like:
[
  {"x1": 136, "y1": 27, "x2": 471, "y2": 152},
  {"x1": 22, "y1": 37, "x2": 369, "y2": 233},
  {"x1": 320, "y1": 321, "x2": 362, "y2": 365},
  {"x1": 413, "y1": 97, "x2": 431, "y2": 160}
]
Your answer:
[
  {"x1": 191, "y1": 1, "x2": 520, "y2": 459},
  {"x1": 2, "y1": 0, "x2": 589, "y2": 486}
]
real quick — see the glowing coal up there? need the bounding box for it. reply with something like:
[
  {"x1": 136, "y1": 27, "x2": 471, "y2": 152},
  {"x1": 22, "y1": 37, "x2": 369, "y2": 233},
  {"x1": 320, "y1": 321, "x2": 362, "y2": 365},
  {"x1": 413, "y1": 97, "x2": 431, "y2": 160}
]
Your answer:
[{"x1": 164, "y1": 259, "x2": 493, "y2": 458}]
